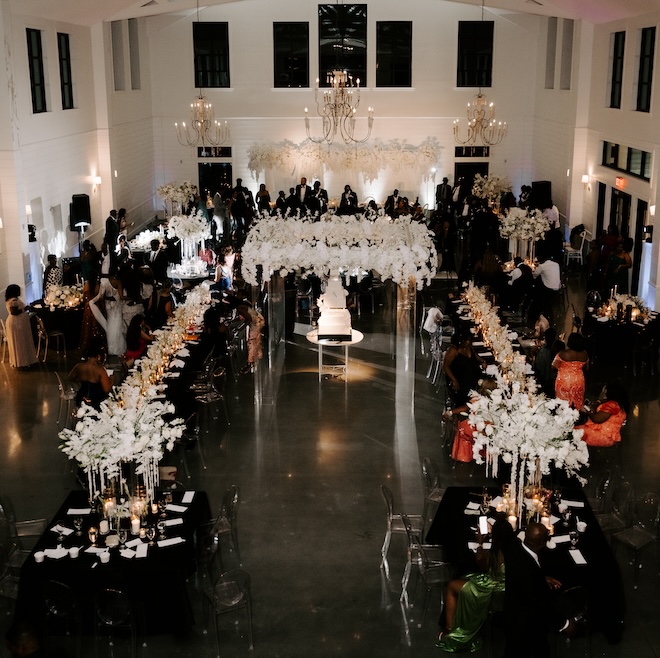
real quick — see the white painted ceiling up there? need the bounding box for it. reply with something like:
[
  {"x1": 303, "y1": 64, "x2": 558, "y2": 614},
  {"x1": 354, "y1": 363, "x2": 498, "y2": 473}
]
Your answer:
[{"x1": 10, "y1": 0, "x2": 660, "y2": 27}]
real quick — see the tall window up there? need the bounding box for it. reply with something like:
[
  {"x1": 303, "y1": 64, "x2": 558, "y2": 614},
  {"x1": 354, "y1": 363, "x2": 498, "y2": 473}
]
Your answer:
[
  {"x1": 57, "y1": 32, "x2": 74, "y2": 110},
  {"x1": 111, "y1": 21, "x2": 125, "y2": 91},
  {"x1": 26, "y1": 28, "x2": 47, "y2": 113},
  {"x1": 545, "y1": 17, "x2": 557, "y2": 89},
  {"x1": 128, "y1": 19, "x2": 141, "y2": 90},
  {"x1": 376, "y1": 21, "x2": 412, "y2": 87},
  {"x1": 273, "y1": 22, "x2": 309, "y2": 88},
  {"x1": 636, "y1": 26, "x2": 655, "y2": 112},
  {"x1": 457, "y1": 21, "x2": 493, "y2": 87},
  {"x1": 559, "y1": 19, "x2": 574, "y2": 90},
  {"x1": 609, "y1": 31, "x2": 625, "y2": 108},
  {"x1": 318, "y1": 4, "x2": 367, "y2": 87},
  {"x1": 193, "y1": 22, "x2": 230, "y2": 88}
]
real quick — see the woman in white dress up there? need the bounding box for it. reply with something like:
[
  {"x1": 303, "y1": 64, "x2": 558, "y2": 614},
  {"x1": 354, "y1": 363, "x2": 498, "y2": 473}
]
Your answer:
[
  {"x1": 4, "y1": 285, "x2": 38, "y2": 369},
  {"x1": 89, "y1": 274, "x2": 126, "y2": 356}
]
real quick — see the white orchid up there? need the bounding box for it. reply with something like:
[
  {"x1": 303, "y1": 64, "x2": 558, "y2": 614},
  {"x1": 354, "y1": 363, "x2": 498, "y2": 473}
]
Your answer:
[
  {"x1": 500, "y1": 207, "x2": 550, "y2": 241},
  {"x1": 471, "y1": 174, "x2": 512, "y2": 201},
  {"x1": 44, "y1": 284, "x2": 83, "y2": 308},
  {"x1": 167, "y1": 209, "x2": 211, "y2": 242}
]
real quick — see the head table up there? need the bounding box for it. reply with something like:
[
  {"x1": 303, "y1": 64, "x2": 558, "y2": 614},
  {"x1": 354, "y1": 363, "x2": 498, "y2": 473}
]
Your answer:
[{"x1": 17, "y1": 489, "x2": 211, "y2": 635}]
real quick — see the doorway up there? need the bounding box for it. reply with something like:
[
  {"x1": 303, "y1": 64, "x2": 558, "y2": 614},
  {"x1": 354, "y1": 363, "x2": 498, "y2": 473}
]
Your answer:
[
  {"x1": 198, "y1": 162, "x2": 233, "y2": 202},
  {"x1": 609, "y1": 188, "x2": 631, "y2": 237},
  {"x1": 453, "y1": 162, "x2": 489, "y2": 189}
]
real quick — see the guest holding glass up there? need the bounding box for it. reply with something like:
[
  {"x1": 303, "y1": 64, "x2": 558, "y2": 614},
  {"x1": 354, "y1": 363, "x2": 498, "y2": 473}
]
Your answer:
[
  {"x1": 4, "y1": 285, "x2": 37, "y2": 369},
  {"x1": 552, "y1": 332, "x2": 589, "y2": 409},
  {"x1": 576, "y1": 381, "x2": 628, "y2": 448},
  {"x1": 68, "y1": 338, "x2": 112, "y2": 409}
]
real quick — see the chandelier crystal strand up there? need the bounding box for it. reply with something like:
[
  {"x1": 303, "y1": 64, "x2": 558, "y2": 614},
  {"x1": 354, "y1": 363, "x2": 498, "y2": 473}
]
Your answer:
[
  {"x1": 175, "y1": 94, "x2": 229, "y2": 148},
  {"x1": 305, "y1": 70, "x2": 373, "y2": 145}
]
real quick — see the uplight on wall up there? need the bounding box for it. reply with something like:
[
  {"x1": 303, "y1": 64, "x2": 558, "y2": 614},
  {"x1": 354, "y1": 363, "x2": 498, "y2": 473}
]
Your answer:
[
  {"x1": 581, "y1": 174, "x2": 590, "y2": 191},
  {"x1": 93, "y1": 176, "x2": 102, "y2": 193},
  {"x1": 650, "y1": 204, "x2": 656, "y2": 218}
]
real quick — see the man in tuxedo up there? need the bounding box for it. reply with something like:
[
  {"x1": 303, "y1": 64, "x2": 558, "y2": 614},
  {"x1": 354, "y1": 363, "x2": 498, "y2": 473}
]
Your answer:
[
  {"x1": 504, "y1": 523, "x2": 577, "y2": 657},
  {"x1": 308, "y1": 180, "x2": 328, "y2": 216},
  {"x1": 295, "y1": 177, "x2": 312, "y2": 212},
  {"x1": 384, "y1": 189, "x2": 400, "y2": 217},
  {"x1": 148, "y1": 238, "x2": 169, "y2": 283},
  {"x1": 104, "y1": 209, "x2": 119, "y2": 269},
  {"x1": 436, "y1": 177, "x2": 453, "y2": 212}
]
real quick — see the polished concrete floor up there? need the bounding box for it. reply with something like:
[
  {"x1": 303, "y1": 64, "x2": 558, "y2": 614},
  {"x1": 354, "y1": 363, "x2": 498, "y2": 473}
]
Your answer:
[{"x1": 1, "y1": 269, "x2": 659, "y2": 657}]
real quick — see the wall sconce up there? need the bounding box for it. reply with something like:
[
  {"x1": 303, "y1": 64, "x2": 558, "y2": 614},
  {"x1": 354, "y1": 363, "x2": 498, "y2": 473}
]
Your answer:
[
  {"x1": 650, "y1": 204, "x2": 656, "y2": 218},
  {"x1": 25, "y1": 204, "x2": 32, "y2": 217},
  {"x1": 93, "y1": 176, "x2": 102, "y2": 193},
  {"x1": 581, "y1": 174, "x2": 590, "y2": 191}
]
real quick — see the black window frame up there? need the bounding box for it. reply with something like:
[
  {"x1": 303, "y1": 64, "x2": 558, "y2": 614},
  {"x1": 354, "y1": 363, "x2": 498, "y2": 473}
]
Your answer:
[
  {"x1": 26, "y1": 28, "x2": 47, "y2": 114},
  {"x1": 609, "y1": 31, "x2": 625, "y2": 108},
  {"x1": 193, "y1": 22, "x2": 230, "y2": 89},
  {"x1": 457, "y1": 21, "x2": 494, "y2": 88},
  {"x1": 636, "y1": 26, "x2": 655, "y2": 112},
  {"x1": 273, "y1": 22, "x2": 309, "y2": 88},
  {"x1": 602, "y1": 140, "x2": 652, "y2": 182},
  {"x1": 57, "y1": 32, "x2": 74, "y2": 110},
  {"x1": 376, "y1": 21, "x2": 412, "y2": 87},
  {"x1": 318, "y1": 4, "x2": 367, "y2": 87}
]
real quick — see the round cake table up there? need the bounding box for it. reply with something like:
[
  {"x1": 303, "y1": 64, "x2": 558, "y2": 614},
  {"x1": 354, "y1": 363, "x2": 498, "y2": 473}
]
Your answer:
[{"x1": 306, "y1": 329, "x2": 364, "y2": 382}]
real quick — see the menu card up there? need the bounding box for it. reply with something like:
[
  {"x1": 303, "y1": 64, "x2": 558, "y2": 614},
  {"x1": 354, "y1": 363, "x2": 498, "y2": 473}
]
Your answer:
[{"x1": 135, "y1": 544, "x2": 149, "y2": 558}]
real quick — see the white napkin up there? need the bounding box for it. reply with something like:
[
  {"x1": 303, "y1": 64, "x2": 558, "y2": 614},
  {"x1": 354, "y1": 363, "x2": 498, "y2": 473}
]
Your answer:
[
  {"x1": 163, "y1": 518, "x2": 184, "y2": 527},
  {"x1": 466, "y1": 501, "x2": 480, "y2": 510},
  {"x1": 550, "y1": 515, "x2": 560, "y2": 525},
  {"x1": 135, "y1": 543, "x2": 149, "y2": 558},
  {"x1": 157, "y1": 537, "x2": 185, "y2": 548},
  {"x1": 552, "y1": 534, "x2": 572, "y2": 543},
  {"x1": 472, "y1": 341, "x2": 485, "y2": 346},
  {"x1": 106, "y1": 369, "x2": 114, "y2": 376},
  {"x1": 485, "y1": 365, "x2": 498, "y2": 376},
  {"x1": 569, "y1": 549, "x2": 587, "y2": 564},
  {"x1": 490, "y1": 496, "x2": 503, "y2": 508},
  {"x1": 67, "y1": 508, "x2": 92, "y2": 515},
  {"x1": 164, "y1": 372, "x2": 181, "y2": 378},
  {"x1": 182, "y1": 491, "x2": 195, "y2": 504},
  {"x1": 507, "y1": 332, "x2": 518, "y2": 340},
  {"x1": 560, "y1": 499, "x2": 585, "y2": 508},
  {"x1": 170, "y1": 359, "x2": 186, "y2": 368},
  {"x1": 120, "y1": 548, "x2": 136, "y2": 559},
  {"x1": 125, "y1": 538, "x2": 142, "y2": 548},
  {"x1": 468, "y1": 541, "x2": 491, "y2": 551},
  {"x1": 85, "y1": 546, "x2": 108, "y2": 554},
  {"x1": 166, "y1": 503, "x2": 188, "y2": 513},
  {"x1": 50, "y1": 525, "x2": 74, "y2": 536},
  {"x1": 597, "y1": 316, "x2": 609, "y2": 322},
  {"x1": 176, "y1": 348, "x2": 190, "y2": 357},
  {"x1": 478, "y1": 352, "x2": 491, "y2": 357},
  {"x1": 44, "y1": 548, "x2": 69, "y2": 559}
]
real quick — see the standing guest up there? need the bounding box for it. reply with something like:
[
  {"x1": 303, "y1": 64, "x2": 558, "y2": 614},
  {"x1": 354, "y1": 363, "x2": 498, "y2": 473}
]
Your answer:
[
  {"x1": 212, "y1": 246, "x2": 235, "y2": 292},
  {"x1": 42, "y1": 254, "x2": 63, "y2": 294},
  {"x1": 148, "y1": 279, "x2": 175, "y2": 330},
  {"x1": 237, "y1": 301, "x2": 265, "y2": 372},
  {"x1": 309, "y1": 180, "x2": 328, "y2": 215},
  {"x1": 123, "y1": 314, "x2": 154, "y2": 368},
  {"x1": 255, "y1": 183, "x2": 271, "y2": 213},
  {"x1": 212, "y1": 191, "x2": 226, "y2": 242},
  {"x1": 518, "y1": 185, "x2": 531, "y2": 209},
  {"x1": 79, "y1": 269, "x2": 105, "y2": 355},
  {"x1": 338, "y1": 184, "x2": 359, "y2": 215},
  {"x1": 285, "y1": 187, "x2": 301, "y2": 215},
  {"x1": 295, "y1": 176, "x2": 312, "y2": 211},
  {"x1": 605, "y1": 237, "x2": 633, "y2": 294},
  {"x1": 4, "y1": 284, "x2": 37, "y2": 369},
  {"x1": 117, "y1": 207, "x2": 133, "y2": 238},
  {"x1": 384, "y1": 189, "x2": 400, "y2": 217},
  {"x1": 542, "y1": 200, "x2": 560, "y2": 229},
  {"x1": 117, "y1": 235, "x2": 131, "y2": 264},
  {"x1": 576, "y1": 381, "x2": 629, "y2": 448},
  {"x1": 99, "y1": 241, "x2": 111, "y2": 277},
  {"x1": 80, "y1": 240, "x2": 98, "y2": 283},
  {"x1": 532, "y1": 250, "x2": 561, "y2": 322},
  {"x1": 148, "y1": 239, "x2": 169, "y2": 283},
  {"x1": 552, "y1": 332, "x2": 589, "y2": 409},
  {"x1": 275, "y1": 190, "x2": 287, "y2": 215},
  {"x1": 68, "y1": 338, "x2": 112, "y2": 410},
  {"x1": 503, "y1": 523, "x2": 576, "y2": 657},
  {"x1": 436, "y1": 176, "x2": 453, "y2": 211},
  {"x1": 104, "y1": 209, "x2": 119, "y2": 269},
  {"x1": 89, "y1": 272, "x2": 126, "y2": 356}
]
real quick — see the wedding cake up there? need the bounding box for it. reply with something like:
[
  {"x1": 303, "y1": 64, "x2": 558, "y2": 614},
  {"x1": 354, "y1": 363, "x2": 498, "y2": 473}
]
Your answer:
[{"x1": 317, "y1": 275, "x2": 352, "y2": 341}]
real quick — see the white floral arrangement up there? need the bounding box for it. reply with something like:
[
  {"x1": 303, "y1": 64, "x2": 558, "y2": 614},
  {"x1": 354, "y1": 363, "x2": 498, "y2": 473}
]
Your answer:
[
  {"x1": 241, "y1": 212, "x2": 437, "y2": 290},
  {"x1": 59, "y1": 282, "x2": 213, "y2": 501},
  {"x1": 247, "y1": 137, "x2": 441, "y2": 183},
  {"x1": 471, "y1": 174, "x2": 512, "y2": 202},
  {"x1": 130, "y1": 229, "x2": 162, "y2": 250},
  {"x1": 44, "y1": 284, "x2": 83, "y2": 308},
  {"x1": 499, "y1": 207, "x2": 550, "y2": 241},
  {"x1": 609, "y1": 293, "x2": 649, "y2": 316},
  {"x1": 157, "y1": 181, "x2": 197, "y2": 204},
  {"x1": 167, "y1": 210, "x2": 211, "y2": 243}
]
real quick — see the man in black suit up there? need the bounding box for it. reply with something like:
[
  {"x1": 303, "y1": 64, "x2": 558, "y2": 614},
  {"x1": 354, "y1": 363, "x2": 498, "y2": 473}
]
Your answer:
[
  {"x1": 308, "y1": 180, "x2": 328, "y2": 216},
  {"x1": 384, "y1": 189, "x2": 400, "y2": 217},
  {"x1": 436, "y1": 177, "x2": 453, "y2": 211},
  {"x1": 504, "y1": 523, "x2": 577, "y2": 657},
  {"x1": 147, "y1": 238, "x2": 169, "y2": 283},
  {"x1": 295, "y1": 177, "x2": 312, "y2": 212},
  {"x1": 104, "y1": 209, "x2": 119, "y2": 269}
]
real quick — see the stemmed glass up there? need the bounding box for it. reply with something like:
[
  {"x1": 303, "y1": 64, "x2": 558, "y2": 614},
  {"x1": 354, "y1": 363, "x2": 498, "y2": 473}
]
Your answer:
[
  {"x1": 73, "y1": 517, "x2": 84, "y2": 536},
  {"x1": 158, "y1": 499, "x2": 167, "y2": 519},
  {"x1": 88, "y1": 527, "x2": 98, "y2": 546},
  {"x1": 569, "y1": 530, "x2": 579, "y2": 548},
  {"x1": 118, "y1": 529, "x2": 128, "y2": 547},
  {"x1": 146, "y1": 527, "x2": 156, "y2": 546},
  {"x1": 55, "y1": 520, "x2": 65, "y2": 546},
  {"x1": 157, "y1": 520, "x2": 166, "y2": 540}
]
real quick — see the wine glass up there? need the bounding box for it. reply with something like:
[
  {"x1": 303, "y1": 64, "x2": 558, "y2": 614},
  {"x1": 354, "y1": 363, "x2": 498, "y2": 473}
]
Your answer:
[
  {"x1": 118, "y1": 529, "x2": 128, "y2": 547},
  {"x1": 569, "y1": 530, "x2": 579, "y2": 548},
  {"x1": 73, "y1": 517, "x2": 84, "y2": 536},
  {"x1": 88, "y1": 527, "x2": 98, "y2": 545},
  {"x1": 157, "y1": 520, "x2": 166, "y2": 540},
  {"x1": 146, "y1": 527, "x2": 156, "y2": 545},
  {"x1": 55, "y1": 520, "x2": 65, "y2": 545},
  {"x1": 158, "y1": 499, "x2": 167, "y2": 519}
]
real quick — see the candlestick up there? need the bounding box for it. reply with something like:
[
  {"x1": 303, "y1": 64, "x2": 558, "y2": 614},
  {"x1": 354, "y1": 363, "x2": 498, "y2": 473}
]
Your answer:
[{"x1": 130, "y1": 516, "x2": 140, "y2": 535}]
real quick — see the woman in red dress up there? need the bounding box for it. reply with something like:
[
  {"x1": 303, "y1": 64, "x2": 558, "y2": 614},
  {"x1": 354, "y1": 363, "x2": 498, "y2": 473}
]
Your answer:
[
  {"x1": 576, "y1": 382, "x2": 628, "y2": 447},
  {"x1": 552, "y1": 333, "x2": 589, "y2": 409}
]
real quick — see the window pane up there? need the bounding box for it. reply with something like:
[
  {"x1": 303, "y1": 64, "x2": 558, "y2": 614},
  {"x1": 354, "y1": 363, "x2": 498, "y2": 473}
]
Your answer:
[
  {"x1": 111, "y1": 21, "x2": 125, "y2": 91},
  {"x1": 128, "y1": 19, "x2": 141, "y2": 90},
  {"x1": 57, "y1": 33, "x2": 74, "y2": 110},
  {"x1": 629, "y1": 148, "x2": 642, "y2": 176},
  {"x1": 545, "y1": 17, "x2": 557, "y2": 89},
  {"x1": 610, "y1": 31, "x2": 625, "y2": 108},
  {"x1": 319, "y1": 4, "x2": 367, "y2": 87},
  {"x1": 193, "y1": 22, "x2": 230, "y2": 88},
  {"x1": 637, "y1": 26, "x2": 655, "y2": 112},
  {"x1": 376, "y1": 21, "x2": 412, "y2": 87},
  {"x1": 273, "y1": 22, "x2": 309, "y2": 88},
  {"x1": 457, "y1": 21, "x2": 493, "y2": 87},
  {"x1": 26, "y1": 28, "x2": 47, "y2": 113}
]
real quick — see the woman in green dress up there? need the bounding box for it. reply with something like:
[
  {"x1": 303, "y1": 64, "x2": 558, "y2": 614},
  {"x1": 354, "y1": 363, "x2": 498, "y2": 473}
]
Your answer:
[{"x1": 436, "y1": 516, "x2": 514, "y2": 653}]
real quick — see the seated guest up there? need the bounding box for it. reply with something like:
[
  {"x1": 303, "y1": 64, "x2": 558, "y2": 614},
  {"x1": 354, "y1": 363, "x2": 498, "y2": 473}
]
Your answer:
[
  {"x1": 437, "y1": 516, "x2": 514, "y2": 652},
  {"x1": 123, "y1": 314, "x2": 154, "y2": 368},
  {"x1": 198, "y1": 306, "x2": 228, "y2": 363},
  {"x1": 504, "y1": 257, "x2": 534, "y2": 311},
  {"x1": 211, "y1": 246, "x2": 235, "y2": 292},
  {"x1": 68, "y1": 339, "x2": 112, "y2": 409},
  {"x1": 148, "y1": 279, "x2": 175, "y2": 330},
  {"x1": 473, "y1": 246, "x2": 501, "y2": 289},
  {"x1": 552, "y1": 332, "x2": 589, "y2": 409},
  {"x1": 443, "y1": 330, "x2": 485, "y2": 406},
  {"x1": 534, "y1": 328, "x2": 558, "y2": 397},
  {"x1": 576, "y1": 381, "x2": 628, "y2": 447}
]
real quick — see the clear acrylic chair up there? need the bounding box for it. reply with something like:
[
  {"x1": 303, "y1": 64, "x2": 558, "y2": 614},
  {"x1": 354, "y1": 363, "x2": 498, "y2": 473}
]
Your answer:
[
  {"x1": 94, "y1": 588, "x2": 138, "y2": 657},
  {"x1": 380, "y1": 485, "x2": 423, "y2": 576},
  {"x1": 55, "y1": 372, "x2": 77, "y2": 426},
  {"x1": 35, "y1": 315, "x2": 66, "y2": 361},
  {"x1": 594, "y1": 480, "x2": 635, "y2": 535},
  {"x1": 422, "y1": 458, "x2": 445, "y2": 530},
  {"x1": 200, "y1": 485, "x2": 241, "y2": 573}
]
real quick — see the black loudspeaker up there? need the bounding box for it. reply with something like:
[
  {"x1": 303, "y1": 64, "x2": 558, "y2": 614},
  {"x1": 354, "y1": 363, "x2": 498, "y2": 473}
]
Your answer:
[
  {"x1": 531, "y1": 180, "x2": 552, "y2": 210},
  {"x1": 70, "y1": 193, "x2": 91, "y2": 230}
]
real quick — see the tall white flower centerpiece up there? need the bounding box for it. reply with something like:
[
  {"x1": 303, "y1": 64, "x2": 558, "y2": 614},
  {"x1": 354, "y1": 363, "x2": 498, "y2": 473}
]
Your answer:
[
  {"x1": 167, "y1": 210, "x2": 212, "y2": 276},
  {"x1": 157, "y1": 181, "x2": 197, "y2": 217},
  {"x1": 499, "y1": 207, "x2": 550, "y2": 260},
  {"x1": 471, "y1": 174, "x2": 512, "y2": 207}
]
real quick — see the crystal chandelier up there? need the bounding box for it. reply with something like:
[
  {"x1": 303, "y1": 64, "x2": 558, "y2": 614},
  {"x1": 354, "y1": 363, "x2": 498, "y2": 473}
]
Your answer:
[
  {"x1": 175, "y1": 94, "x2": 229, "y2": 148},
  {"x1": 304, "y1": 70, "x2": 373, "y2": 145},
  {"x1": 453, "y1": 90, "x2": 507, "y2": 147}
]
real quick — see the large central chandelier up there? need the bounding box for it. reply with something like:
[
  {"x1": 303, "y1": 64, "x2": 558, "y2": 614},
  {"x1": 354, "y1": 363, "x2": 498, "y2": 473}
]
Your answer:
[
  {"x1": 453, "y1": 90, "x2": 507, "y2": 146},
  {"x1": 175, "y1": 94, "x2": 229, "y2": 148},
  {"x1": 304, "y1": 70, "x2": 373, "y2": 145}
]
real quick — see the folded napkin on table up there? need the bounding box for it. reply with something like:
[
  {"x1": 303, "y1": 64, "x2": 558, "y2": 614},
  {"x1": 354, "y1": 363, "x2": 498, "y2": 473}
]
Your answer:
[
  {"x1": 152, "y1": 395, "x2": 167, "y2": 400},
  {"x1": 120, "y1": 548, "x2": 136, "y2": 559},
  {"x1": 490, "y1": 496, "x2": 503, "y2": 508},
  {"x1": 85, "y1": 546, "x2": 108, "y2": 554},
  {"x1": 552, "y1": 535, "x2": 572, "y2": 544},
  {"x1": 43, "y1": 548, "x2": 69, "y2": 559},
  {"x1": 485, "y1": 365, "x2": 498, "y2": 376},
  {"x1": 472, "y1": 341, "x2": 485, "y2": 346},
  {"x1": 135, "y1": 543, "x2": 149, "y2": 559},
  {"x1": 507, "y1": 332, "x2": 518, "y2": 340},
  {"x1": 182, "y1": 491, "x2": 195, "y2": 504},
  {"x1": 166, "y1": 503, "x2": 188, "y2": 513},
  {"x1": 550, "y1": 515, "x2": 560, "y2": 525},
  {"x1": 164, "y1": 372, "x2": 181, "y2": 378},
  {"x1": 170, "y1": 359, "x2": 186, "y2": 368},
  {"x1": 163, "y1": 518, "x2": 184, "y2": 527},
  {"x1": 569, "y1": 549, "x2": 587, "y2": 565},
  {"x1": 466, "y1": 501, "x2": 480, "y2": 510},
  {"x1": 478, "y1": 352, "x2": 491, "y2": 357},
  {"x1": 560, "y1": 499, "x2": 585, "y2": 508},
  {"x1": 176, "y1": 348, "x2": 190, "y2": 357},
  {"x1": 597, "y1": 316, "x2": 610, "y2": 322},
  {"x1": 157, "y1": 537, "x2": 186, "y2": 548},
  {"x1": 50, "y1": 524, "x2": 74, "y2": 536},
  {"x1": 125, "y1": 538, "x2": 143, "y2": 548},
  {"x1": 67, "y1": 508, "x2": 91, "y2": 515}
]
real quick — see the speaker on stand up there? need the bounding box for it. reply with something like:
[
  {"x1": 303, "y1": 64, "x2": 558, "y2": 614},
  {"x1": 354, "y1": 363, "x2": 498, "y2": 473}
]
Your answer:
[
  {"x1": 530, "y1": 181, "x2": 552, "y2": 211},
  {"x1": 70, "y1": 194, "x2": 91, "y2": 255}
]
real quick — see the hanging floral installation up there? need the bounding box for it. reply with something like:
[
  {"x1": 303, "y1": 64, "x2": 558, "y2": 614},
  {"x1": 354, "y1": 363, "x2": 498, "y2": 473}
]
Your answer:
[
  {"x1": 241, "y1": 211, "x2": 437, "y2": 290},
  {"x1": 247, "y1": 137, "x2": 442, "y2": 183}
]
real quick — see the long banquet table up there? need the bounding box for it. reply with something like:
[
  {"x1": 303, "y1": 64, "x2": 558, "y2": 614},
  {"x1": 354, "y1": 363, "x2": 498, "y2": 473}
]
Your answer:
[
  {"x1": 17, "y1": 489, "x2": 211, "y2": 635},
  {"x1": 426, "y1": 486, "x2": 625, "y2": 644}
]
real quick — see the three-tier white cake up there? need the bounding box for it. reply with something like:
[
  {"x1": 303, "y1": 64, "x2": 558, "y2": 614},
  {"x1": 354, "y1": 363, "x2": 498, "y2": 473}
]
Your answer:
[{"x1": 317, "y1": 275, "x2": 352, "y2": 341}]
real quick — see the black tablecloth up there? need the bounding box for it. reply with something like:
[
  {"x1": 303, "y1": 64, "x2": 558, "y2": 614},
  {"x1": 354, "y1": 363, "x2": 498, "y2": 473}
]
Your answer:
[
  {"x1": 426, "y1": 486, "x2": 625, "y2": 644},
  {"x1": 30, "y1": 304, "x2": 83, "y2": 349},
  {"x1": 17, "y1": 489, "x2": 211, "y2": 635}
]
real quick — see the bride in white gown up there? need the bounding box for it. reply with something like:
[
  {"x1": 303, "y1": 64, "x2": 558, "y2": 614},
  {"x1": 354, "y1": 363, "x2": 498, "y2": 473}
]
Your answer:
[{"x1": 89, "y1": 275, "x2": 126, "y2": 356}]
